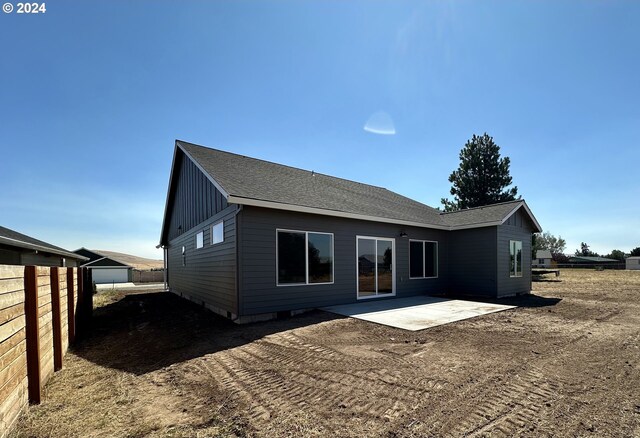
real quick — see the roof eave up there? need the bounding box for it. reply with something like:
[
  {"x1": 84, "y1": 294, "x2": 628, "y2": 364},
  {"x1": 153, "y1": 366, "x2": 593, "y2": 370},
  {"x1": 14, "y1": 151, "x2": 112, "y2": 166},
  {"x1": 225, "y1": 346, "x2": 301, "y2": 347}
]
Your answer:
[
  {"x1": 227, "y1": 195, "x2": 451, "y2": 230},
  {"x1": 0, "y1": 236, "x2": 90, "y2": 261}
]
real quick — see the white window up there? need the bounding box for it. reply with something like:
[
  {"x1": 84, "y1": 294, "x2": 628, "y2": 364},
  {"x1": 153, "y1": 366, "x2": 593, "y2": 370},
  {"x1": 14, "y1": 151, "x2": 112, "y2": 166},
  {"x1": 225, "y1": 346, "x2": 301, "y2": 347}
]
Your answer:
[
  {"x1": 196, "y1": 231, "x2": 204, "y2": 249},
  {"x1": 212, "y1": 221, "x2": 224, "y2": 245},
  {"x1": 510, "y1": 240, "x2": 523, "y2": 277},
  {"x1": 277, "y1": 229, "x2": 334, "y2": 286},
  {"x1": 409, "y1": 240, "x2": 438, "y2": 279},
  {"x1": 182, "y1": 246, "x2": 186, "y2": 266}
]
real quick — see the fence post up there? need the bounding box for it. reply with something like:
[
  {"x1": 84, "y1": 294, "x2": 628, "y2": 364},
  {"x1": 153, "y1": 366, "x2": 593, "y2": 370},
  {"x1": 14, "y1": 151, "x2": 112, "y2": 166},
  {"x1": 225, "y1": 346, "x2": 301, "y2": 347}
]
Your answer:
[
  {"x1": 66, "y1": 267, "x2": 75, "y2": 344},
  {"x1": 76, "y1": 267, "x2": 92, "y2": 339},
  {"x1": 81, "y1": 268, "x2": 93, "y2": 337},
  {"x1": 50, "y1": 267, "x2": 63, "y2": 371},
  {"x1": 24, "y1": 266, "x2": 41, "y2": 404}
]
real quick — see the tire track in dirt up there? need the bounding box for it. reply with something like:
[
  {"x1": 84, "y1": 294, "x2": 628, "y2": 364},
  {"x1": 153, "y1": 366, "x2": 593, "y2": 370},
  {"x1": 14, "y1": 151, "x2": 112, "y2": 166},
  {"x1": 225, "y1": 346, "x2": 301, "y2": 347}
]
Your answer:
[
  {"x1": 437, "y1": 323, "x2": 610, "y2": 437},
  {"x1": 446, "y1": 367, "x2": 561, "y2": 437},
  {"x1": 191, "y1": 328, "x2": 451, "y2": 431}
]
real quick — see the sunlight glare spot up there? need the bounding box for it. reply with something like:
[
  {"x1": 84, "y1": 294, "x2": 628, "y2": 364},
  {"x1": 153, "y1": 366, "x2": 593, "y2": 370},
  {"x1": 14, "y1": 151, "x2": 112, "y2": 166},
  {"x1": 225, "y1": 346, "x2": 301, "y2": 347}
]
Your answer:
[{"x1": 363, "y1": 111, "x2": 396, "y2": 135}]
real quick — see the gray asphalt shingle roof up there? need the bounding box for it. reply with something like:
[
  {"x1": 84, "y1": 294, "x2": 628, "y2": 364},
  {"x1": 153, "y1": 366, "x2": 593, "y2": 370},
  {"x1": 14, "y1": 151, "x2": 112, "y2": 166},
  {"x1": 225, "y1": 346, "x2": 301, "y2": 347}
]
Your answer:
[
  {"x1": 439, "y1": 200, "x2": 524, "y2": 228},
  {"x1": 175, "y1": 141, "x2": 539, "y2": 231},
  {"x1": 180, "y1": 141, "x2": 447, "y2": 227},
  {"x1": 0, "y1": 225, "x2": 88, "y2": 260}
]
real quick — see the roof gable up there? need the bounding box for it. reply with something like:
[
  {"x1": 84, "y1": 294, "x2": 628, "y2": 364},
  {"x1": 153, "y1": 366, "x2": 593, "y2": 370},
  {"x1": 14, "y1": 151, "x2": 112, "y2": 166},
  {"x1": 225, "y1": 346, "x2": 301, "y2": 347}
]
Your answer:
[
  {"x1": 440, "y1": 200, "x2": 542, "y2": 232},
  {"x1": 73, "y1": 247, "x2": 105, "y2": 262},
  {"x1": 81, "y1": 256, "x2": 131, "y2": 268}
]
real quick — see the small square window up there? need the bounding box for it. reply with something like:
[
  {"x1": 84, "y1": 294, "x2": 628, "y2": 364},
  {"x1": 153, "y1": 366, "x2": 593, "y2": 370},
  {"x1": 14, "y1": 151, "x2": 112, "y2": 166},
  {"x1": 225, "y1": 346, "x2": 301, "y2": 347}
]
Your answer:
[
  {"x1": 196, "y1": 231, "x2": 204, "y2": 249},
  {"x1": 212, "y1": 221, "x2": 224, "y2": 245}
]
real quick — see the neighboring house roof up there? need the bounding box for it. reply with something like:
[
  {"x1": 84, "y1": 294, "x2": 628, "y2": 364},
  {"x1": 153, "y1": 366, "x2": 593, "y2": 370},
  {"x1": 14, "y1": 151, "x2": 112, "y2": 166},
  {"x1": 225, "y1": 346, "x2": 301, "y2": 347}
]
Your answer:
[
  {"x1": 160, "y1": 141, "x2": 542, "y2": 244},
  {"x1": 81, "y1": 257, "x2": 132, "y2": 268},
  {"x1": 536, "y1": 250, "x2": 553, "y2": 259},
  {"x1": 627, "y1": 257, "x2": 640, "y2": 260},
  {"x1": 569, "y1": 256, "x2": 620, "y2": 263},
  {"x1": 73, "y1": 248, "x2": 132, "y2": 268},
  {"x1": 73, "y1": 247, "x2": 104, "y2": 263},
  {"x1": 0, "y1": 225, "x2": 88, "y2": 261}
]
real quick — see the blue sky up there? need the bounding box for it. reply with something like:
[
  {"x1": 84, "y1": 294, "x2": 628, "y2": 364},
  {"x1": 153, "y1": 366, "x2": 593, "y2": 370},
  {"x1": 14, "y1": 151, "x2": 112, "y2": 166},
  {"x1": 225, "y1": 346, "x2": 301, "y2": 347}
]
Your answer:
[{"x1": 1, "y1": 1, "x2": 638, "y2": 259}]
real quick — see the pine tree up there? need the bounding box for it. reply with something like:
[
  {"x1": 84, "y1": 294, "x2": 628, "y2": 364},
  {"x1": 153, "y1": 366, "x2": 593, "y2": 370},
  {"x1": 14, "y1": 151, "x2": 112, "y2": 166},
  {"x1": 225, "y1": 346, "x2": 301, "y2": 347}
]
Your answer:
[{"x1": 441, "y1": 133, "x2": 518, "y2": 212}]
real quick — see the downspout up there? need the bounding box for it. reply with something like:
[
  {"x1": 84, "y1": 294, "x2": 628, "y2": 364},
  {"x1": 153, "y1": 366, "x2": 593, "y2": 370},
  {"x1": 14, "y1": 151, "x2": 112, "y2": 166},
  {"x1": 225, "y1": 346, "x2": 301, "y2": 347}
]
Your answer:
[
  {"x1": 156, "y1": 243, "x2": 168, "y2": 291},
  {"x1": 164, "y1": 247, "x2": 168, "y2": 290},
  {"x1": 233, "y1": 204, "x2": 243, "y2": 321}
]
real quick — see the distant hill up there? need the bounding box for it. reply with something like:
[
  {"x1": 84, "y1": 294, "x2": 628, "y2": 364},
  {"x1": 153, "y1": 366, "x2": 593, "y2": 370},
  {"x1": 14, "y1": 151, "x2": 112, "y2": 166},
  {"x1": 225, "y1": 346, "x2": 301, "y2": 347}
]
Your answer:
[{"x1": 95, "y1": 250, "x2": 164, "y2": 270}]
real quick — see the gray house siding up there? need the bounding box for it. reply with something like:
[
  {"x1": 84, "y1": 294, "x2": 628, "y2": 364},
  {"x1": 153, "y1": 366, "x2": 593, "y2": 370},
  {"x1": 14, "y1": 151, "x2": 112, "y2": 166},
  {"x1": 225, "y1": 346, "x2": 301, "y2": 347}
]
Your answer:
[
  {"x1": 448, "y1": 227, "x2": 498, "y2": 297},
  {"x1": 497, "y1": 208, "x2": 534, "y2": 297},
  {"x1": 0, "y1": 247, "x2": 21, "y2": 265},
  {"x1": 167, "y1": 206, "x2": 238, "y2": 315},
  {"x1": 165, "y1": 153, "x2": 229, "y2": 243},
  {"x1": 0, "y1": 248, "x2": 80, "y2": 267},
  {"x1": 237, "y1": 206, "x2": 448, "y2": 316}
]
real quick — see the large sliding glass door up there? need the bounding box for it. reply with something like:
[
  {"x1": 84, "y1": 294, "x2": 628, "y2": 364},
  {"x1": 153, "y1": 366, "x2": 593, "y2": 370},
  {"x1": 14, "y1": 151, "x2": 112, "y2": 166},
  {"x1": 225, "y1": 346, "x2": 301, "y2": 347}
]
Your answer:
[{"x1": 357, "y1": 236, "x2": 395, "y2": 299}]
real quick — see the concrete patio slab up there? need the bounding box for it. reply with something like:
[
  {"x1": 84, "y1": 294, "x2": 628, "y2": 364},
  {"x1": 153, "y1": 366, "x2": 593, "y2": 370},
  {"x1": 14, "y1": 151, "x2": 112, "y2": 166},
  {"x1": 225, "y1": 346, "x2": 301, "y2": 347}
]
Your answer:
[{"x1": 322, "y1": 295, "x2": 516, "y2": 331}]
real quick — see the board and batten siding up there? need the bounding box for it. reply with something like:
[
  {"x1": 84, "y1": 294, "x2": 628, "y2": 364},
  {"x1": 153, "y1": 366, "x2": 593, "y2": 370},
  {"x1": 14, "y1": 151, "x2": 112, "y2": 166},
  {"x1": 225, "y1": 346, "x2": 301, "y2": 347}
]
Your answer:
[
  {"x1": 165, "y1": 152, "x2": 229, "y2": 243},
  {"x1": 237, "y1": 206, "x2": 448, "y2": 316},
  {"x1": 496, "y1": 208, "x2": 534, "y2": 297},
  {"x1": 167, "y1": 206, "x2": 238, "y2": 316},
  {"x1": 448, "y1": 227, "x2": 498, "y2": 297}
]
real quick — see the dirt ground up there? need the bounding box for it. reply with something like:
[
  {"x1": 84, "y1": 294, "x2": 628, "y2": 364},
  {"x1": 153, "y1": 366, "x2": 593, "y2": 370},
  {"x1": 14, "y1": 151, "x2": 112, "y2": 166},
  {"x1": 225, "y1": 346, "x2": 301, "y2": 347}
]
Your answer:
[{"x1": 11, "y1": 270, "x2": 640, "y2": 437}]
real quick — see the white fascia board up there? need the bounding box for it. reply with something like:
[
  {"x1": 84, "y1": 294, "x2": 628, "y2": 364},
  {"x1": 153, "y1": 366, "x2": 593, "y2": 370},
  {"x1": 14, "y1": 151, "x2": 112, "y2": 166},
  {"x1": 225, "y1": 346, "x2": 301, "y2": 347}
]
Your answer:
[{"x1": 227, "y1": 196, "x2": 451, "y2": 230}]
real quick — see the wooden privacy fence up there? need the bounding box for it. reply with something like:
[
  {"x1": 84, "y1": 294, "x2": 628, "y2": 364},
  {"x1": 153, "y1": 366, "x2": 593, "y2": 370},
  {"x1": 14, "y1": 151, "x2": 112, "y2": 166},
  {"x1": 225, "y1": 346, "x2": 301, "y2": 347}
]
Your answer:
[
  {"x1": 131, "y1": 269, "x2": 164, "y2": 283},
  {"x1": 0, "y1": 265, "x2": 92, "y2": 437}
]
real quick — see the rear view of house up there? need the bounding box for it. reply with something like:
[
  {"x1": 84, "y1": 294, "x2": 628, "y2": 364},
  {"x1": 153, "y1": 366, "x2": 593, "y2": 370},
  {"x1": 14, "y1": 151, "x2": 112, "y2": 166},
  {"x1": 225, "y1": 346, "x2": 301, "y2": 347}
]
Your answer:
[{"x1": 159, "y1": 140, "x2": 542, "y2": 322}]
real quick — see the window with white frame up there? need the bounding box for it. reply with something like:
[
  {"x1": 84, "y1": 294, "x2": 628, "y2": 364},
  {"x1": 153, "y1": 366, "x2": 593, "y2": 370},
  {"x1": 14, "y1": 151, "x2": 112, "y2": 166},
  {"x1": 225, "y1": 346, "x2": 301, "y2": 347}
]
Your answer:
[
  {"x1": 181, "y1": 246, "x2": 186, "y2": 266},
  {"x1": 510, "y1": 240, "x2": 523, "y2": 277},
  {"x1": 196, "y1": 231, "x2": 204, "y2": 249},
  {"x1": 409, "y1": 240, "x2": 438, "y2": 279},
  {"x1": 277, "y1": 230, "x2": 334, "y2": 285},
  {"x1": 212, "y1": 221, "x2": 224, "y2": 245}
]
